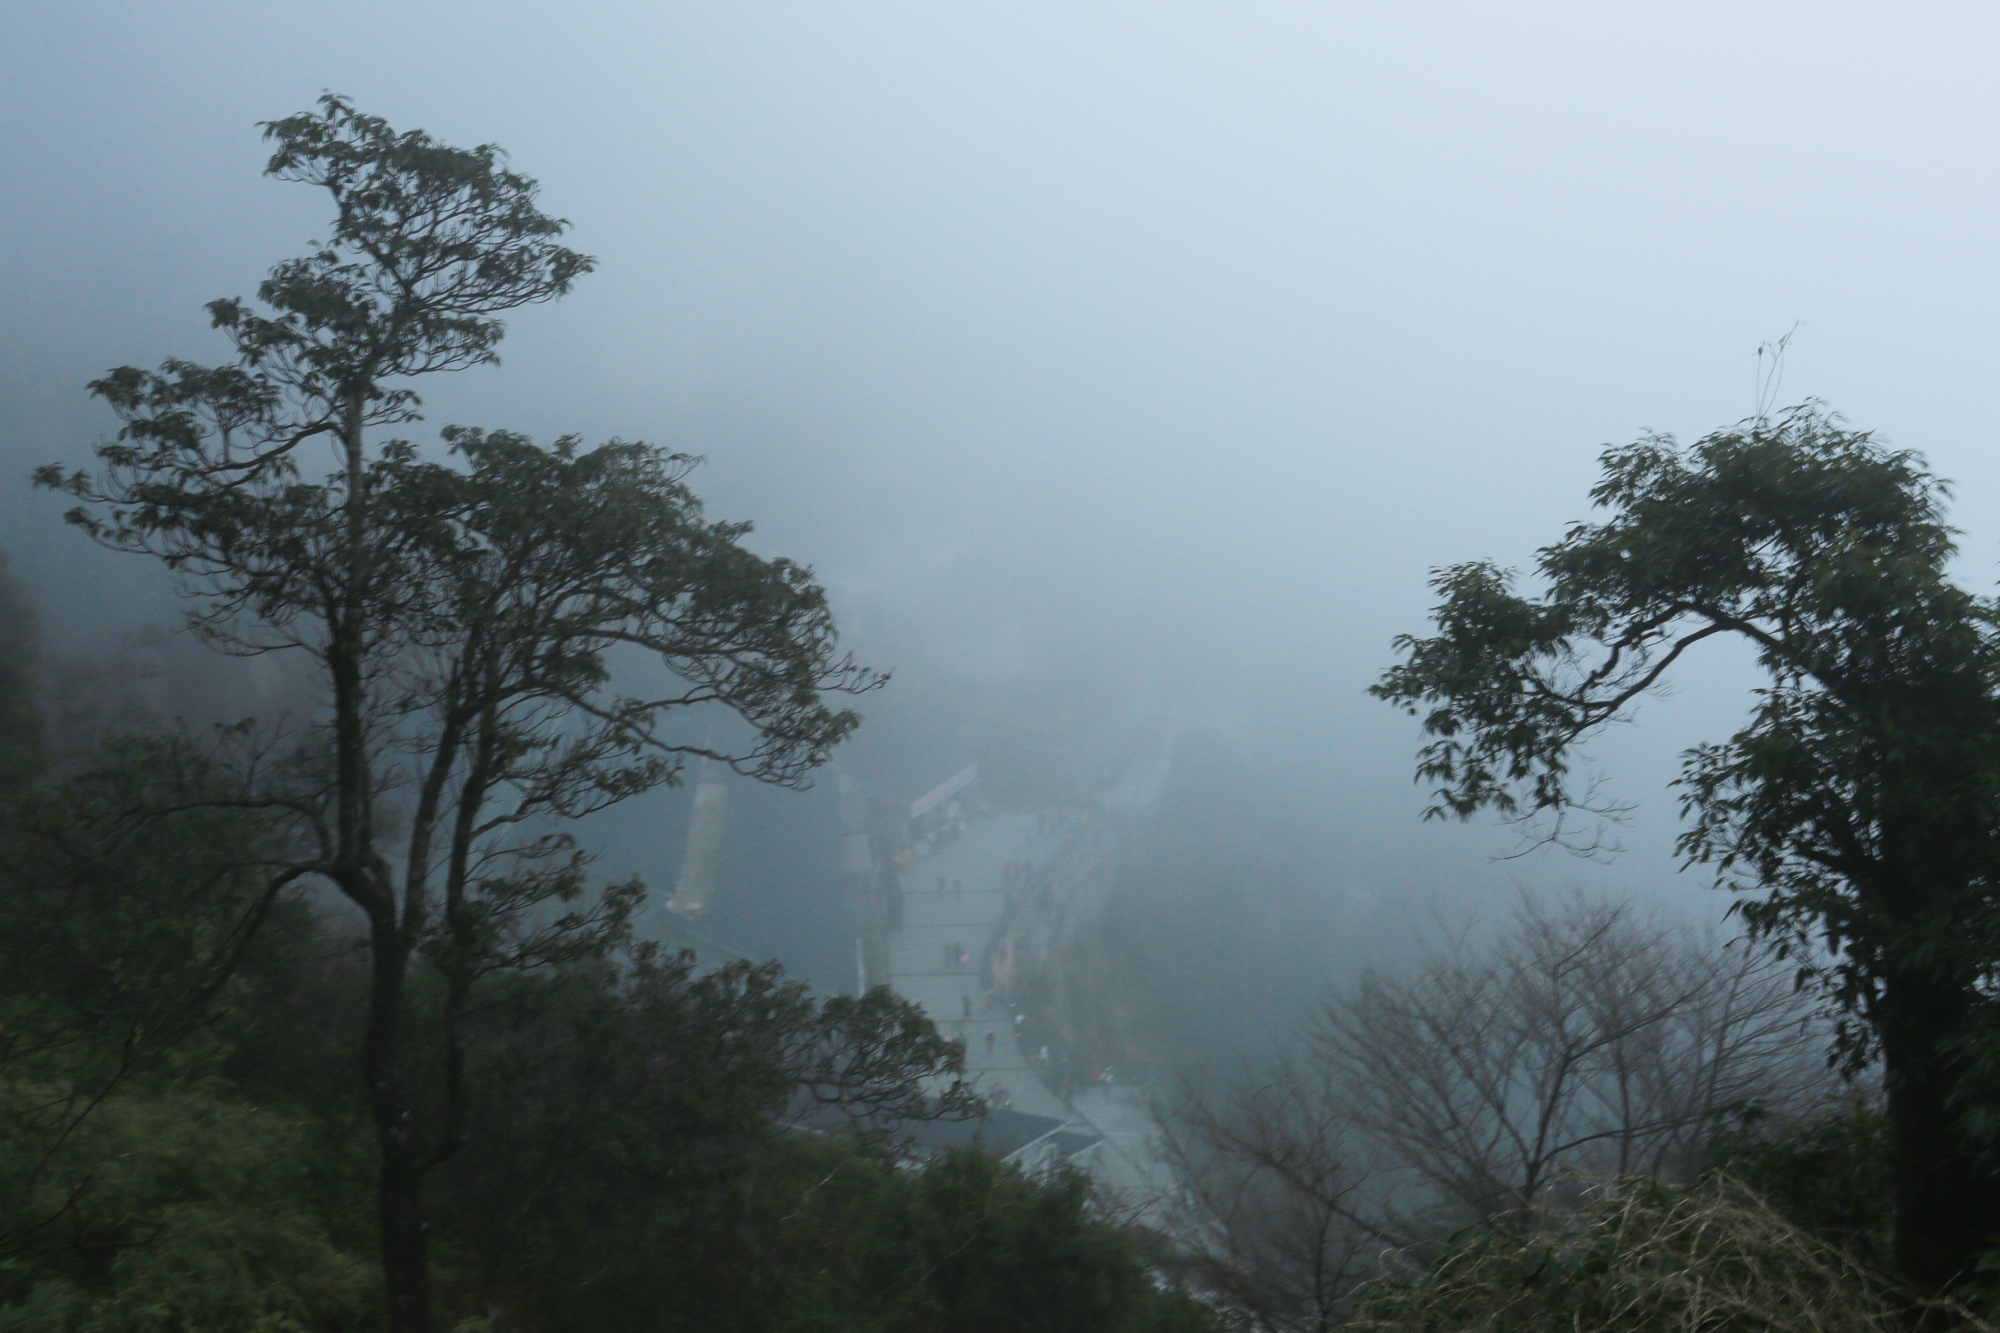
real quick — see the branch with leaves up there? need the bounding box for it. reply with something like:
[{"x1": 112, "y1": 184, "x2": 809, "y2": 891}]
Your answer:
[{"x1": 1372, "y1": 403, "x2": 2000, "y2": 1295}]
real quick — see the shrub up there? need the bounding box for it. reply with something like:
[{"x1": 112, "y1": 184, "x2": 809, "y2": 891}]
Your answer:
[{"x1": 1346, "y1": 1178, "x2": 1978, "y2": 1333}]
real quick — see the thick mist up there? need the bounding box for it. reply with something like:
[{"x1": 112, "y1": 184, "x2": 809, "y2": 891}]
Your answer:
[{"x1": 8, "y1": 1, "x2": 2000, "y2": 992}]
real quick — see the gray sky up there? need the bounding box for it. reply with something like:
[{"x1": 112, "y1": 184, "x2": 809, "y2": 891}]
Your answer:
[{"x1": 6, "y1": 1, "x2": 2000, "y2": 917}]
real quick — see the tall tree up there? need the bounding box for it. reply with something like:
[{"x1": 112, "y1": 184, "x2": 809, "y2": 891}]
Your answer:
[
  {"x1": 40, "y1": 98, "x2": 879, "y2": 1332},
  {"x1": 1373, "y1": 405, "x2": 2000, "y2": 1298}
]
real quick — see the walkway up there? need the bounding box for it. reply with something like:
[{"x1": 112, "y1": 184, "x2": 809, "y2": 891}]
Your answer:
[
  {"x1": 890, "y1": 811, "x2": 1069, "y2": 1121},
  {"x1": 884, "y1": 807, "x2": 1177, "y2": 1223}
]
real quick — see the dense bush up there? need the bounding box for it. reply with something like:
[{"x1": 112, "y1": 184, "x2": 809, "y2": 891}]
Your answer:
[
  {"x1": 0, "y1": 1088, "x2": 376, "y2": 1333},
  {"x1": 1705, "y1": 1097, "x2": 1893, "y2": 1267},
  {"x1": 1348, "y1": 1179, "x2": 1968, "y2": 1333},
  {"x1": 507, "y1": 1135, "x2": 1212, "y2": 1333},
  {"x1": 0, "y1": 713, "x2": 1211, "y2": 1331}
]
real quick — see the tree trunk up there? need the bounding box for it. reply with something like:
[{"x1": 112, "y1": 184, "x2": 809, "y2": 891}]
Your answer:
[
  {"x1": 332, "y1": 386, "x2": 437, "y2": 1333},
  {"x1": 1880, "y1": 970, "x2": 2000, "y2": 1300},
  {"x1": 364, "y1": 922, "x2": 435, "y2": 1333},
  {"x1": 378, "y1": 1137, "x2": 434, "y2": 1333}
]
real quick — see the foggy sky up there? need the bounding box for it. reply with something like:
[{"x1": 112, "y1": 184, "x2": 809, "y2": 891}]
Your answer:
[{"x1": 6, "y1": 1, "x2": 2000, "y2": 922}]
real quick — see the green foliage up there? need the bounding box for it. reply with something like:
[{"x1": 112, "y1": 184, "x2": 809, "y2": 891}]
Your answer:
[
  {"x1": 0, "y1": 729, "x2": 303, "y2": 1259},
  {"x1": 248, "y1": 95, "x2": 593, "y2": 388},
  {"x1": 48, "y1": 92, "x2": 592, "y2": 498},
  {"x1": 1373, "y1": 404, "x2": 2000, "y2": 1291},
  {"x1": 529, "y1": 1135, "x2": 1215, "y2": 1333},
  {"x1": 1705, "y1": 1099, "x2": 1893, "y2": 1266},
  {"x1": 0, "y1": 1087, "x2": 375, "y2": 1332},
  {"x1": 389, "y1": 425, "x2": 879, "y2": 795},
  {"x1": 435, "y1": 950, "x2": 977, "y2": 1301},
  {"x1": 1, "y1": 729, "x2": 294, "y2": 1030}
]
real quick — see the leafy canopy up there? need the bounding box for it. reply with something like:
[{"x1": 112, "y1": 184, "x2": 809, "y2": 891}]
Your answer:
[
  {"x1": 52, "y1": 93, "x2": 593, "y2": 502},
  {"x1": 1373, "y1": 405, "x2": 2000, "y2": 1053}
]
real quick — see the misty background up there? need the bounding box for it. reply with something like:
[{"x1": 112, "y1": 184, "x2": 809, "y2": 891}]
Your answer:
[{"x1": 5, "y1": 2, "x2": 2000, "y2": 1019}]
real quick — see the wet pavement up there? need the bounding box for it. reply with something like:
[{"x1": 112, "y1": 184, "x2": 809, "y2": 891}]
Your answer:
[
  {"x1": 884, "y1": 807, "x2": 1176, "y2": 1223},
  {"x1": 890, "y1": 811, "x2": 1071, "y2": 1121}
]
